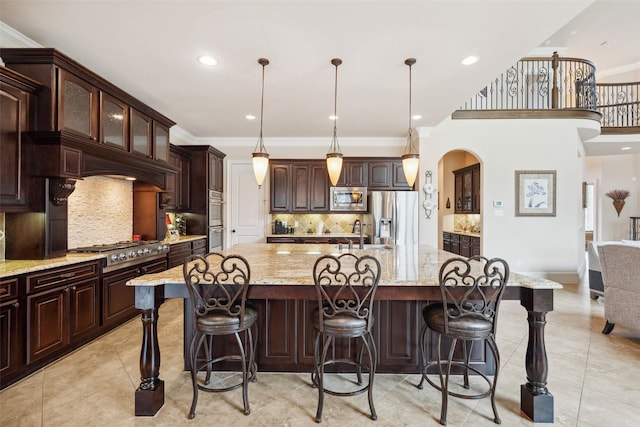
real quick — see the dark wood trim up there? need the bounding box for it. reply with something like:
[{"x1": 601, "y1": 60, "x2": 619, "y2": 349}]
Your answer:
[{"x1": 600, "y1": 126, "x2": 640, "y2": 135}]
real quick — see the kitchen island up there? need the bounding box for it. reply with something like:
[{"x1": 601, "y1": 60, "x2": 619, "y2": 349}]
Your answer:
[{"x1": 128, "y1": 243, "x2": 560, "y2": 422}]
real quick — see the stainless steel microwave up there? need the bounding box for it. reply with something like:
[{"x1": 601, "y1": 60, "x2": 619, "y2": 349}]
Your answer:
[{"x1": 330, "y1": 187, "x2": 367, "y2": 211}]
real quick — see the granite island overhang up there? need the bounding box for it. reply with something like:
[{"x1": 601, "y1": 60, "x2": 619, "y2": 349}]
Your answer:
[{"x1": 128, "y1": 243, "x2": 561, "y2": 422}]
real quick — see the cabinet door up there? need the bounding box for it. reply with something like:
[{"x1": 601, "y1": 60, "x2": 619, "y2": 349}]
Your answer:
[
  {"x1": 376, "y1": 300, "x2": 420, "y2": 370},
  {"x1": 100, "y1": 92, "x2": 128, "y2": 150},
  {"x1": 470, "y1": 236, "x2": 481, "y2": 256},
  {"x1": 337, "y1": 161, "x2": 366, "y2": 187},
  {"x1": 460, "y1": 235, "x2": 471, "y2": 257},
  {"x1": 130, "y1": 109, "x2": 152, "y2": 157},
  {"x1": 153, "y1": 122, "x2": 169, "y2": 162},
  {"x1": 27, "y1": 287, "x2": 68, "y2": 364},
  {"x1": 291, "y1": 164, "x2": 310, "y2": 212},
  {"x1": 392, "y1": 161, "x2": 411, "y2": 189},
  {"x1": 463, "y1": 170, "x2": 473, "y2": 212},
  {"x1": 102, "y1": 268, "x2": 139, "y2": 328},
  {"x1": 0, "y1": 277, "x2": 21, "y2": 378},
  {"x1": 0, "y1": 82, "x2": 28, "y2": 210},
  {"x1": 443, "y1": 232, "x2": 451, "y2": 252},
  {"x1": 256, "y1": 299, "x2": 298, "y2": 369},
  {"x1": 454, "y1": 172, "x2": 463, "y2": 212},
  {"x1": 310, "y1": 163, "x2": 329, "y2": 212},
  {"x1": 164, "y1": 152, "x2": 179, "y2": 210},
  {"x1": 472, "y1": 166, "x2": 481, "y2": 213},
  {"x1": 368, "y1": 161, "x2": 392, "y2": 189},
  {"x1": 58, "y1": 70, "x2": 98, "y2": 139},
  {"x1": 179, "y1": 155, "x2": 191, "y2": 209},
  {"x1": 69, "y1": 278, "x2": 100, "y2": 342},
  {"x1": 270, "y1": 163, "x2": 291, "y2": 212}
]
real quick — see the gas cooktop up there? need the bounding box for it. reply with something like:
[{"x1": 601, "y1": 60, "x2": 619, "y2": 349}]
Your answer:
[{"x1": 69, "y1": 240, "x2": 170, "y2": 271}]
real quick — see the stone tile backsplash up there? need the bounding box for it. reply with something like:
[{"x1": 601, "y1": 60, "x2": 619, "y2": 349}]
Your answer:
[
  {"x1": 67, "y1": 176, "x2": 133, "y2": 248},
  {"x1": 271, "y1": 213, "x2": 364, "y2": 234}
]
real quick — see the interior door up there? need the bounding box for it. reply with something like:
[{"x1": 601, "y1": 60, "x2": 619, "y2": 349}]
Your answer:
[{"x1": 228, "y1": 161, "x2": 266, "y2": 246}]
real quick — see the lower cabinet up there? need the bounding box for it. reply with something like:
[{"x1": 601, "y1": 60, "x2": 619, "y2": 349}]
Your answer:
[
  {"x1": 25, "y1": 261, "x2": 101, "y2": 365},
  {"x1": 102, "y1": 258, "x2": 168, "y2": 329},
  {"x1": 168, "y1": 238, "x2": 207, "y2": 268},
  {"x1": 0, "y1": 277, "x2": 21, "y2": 380},
  {"x1": 443, "y1": 232, "x2": 480, "y2": 257}
]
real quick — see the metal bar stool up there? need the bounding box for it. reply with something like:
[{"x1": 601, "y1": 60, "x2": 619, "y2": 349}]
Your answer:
[
  {"x1": 417, "y1": 255, "x2": 509, "y2": 425},
  {"x1": 310, "y1": 253, "x2": 381, "y2": 423},
  {"x1": 182, "y1": 253, "x2": 258, "y2": 419}
]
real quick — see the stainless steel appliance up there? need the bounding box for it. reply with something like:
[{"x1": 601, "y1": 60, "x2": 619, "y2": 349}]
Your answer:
[
  {"x1": 368, "y1": 191, "x2": 419, "y2": 245},
  {"x1": 69, "y1": 240, "x2": 170, "y2": 272},
  {"x1": 330, "y1": 187, "x2": 368, "y2": 211},
  {"x1": 208, "y1": 190, "x2": 223, "y2": 227}
]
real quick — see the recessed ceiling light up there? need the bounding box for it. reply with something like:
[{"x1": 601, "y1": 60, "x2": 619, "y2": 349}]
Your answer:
[
  {"x1": 329, "y1": 115, "x2": 339, "y2": 120},
  {"x1": 245, "y1": 114, "x2": 256, "y2": 120},
  {"x1": 412, "y1": 114, "x2": 422, "y2": 120},
  {"x1": 197, "y1": 55, "x2": 218, "y2": 66},
  {"x1": 461, "y1": 56, "x2": 479, "y2": 66},
  {"x1": 125, "y1": 177, "x2": 137, "y2": 181},
  {"x1": 621, "y1": 146, "x2": 631, "y2": 150}
]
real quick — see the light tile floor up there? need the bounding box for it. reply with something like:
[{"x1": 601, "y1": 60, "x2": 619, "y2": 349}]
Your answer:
[{"x1": 1, "y1": 279, "x2": 639, "y2": 426}]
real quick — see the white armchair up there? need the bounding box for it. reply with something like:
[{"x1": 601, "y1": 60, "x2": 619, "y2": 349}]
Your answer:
[{"x1": 598, "y1": 244, "x2": 640, "y2": 334}]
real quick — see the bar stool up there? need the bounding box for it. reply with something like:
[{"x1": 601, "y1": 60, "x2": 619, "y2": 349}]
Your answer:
[
  {"x1": 182, "y1": 253, "x2": 257, "y2": 419},
  {"x1": 311, "y1": 253, "x2": 381, "y2": 423},
  {"x1": 417, "y1": 255, "x2": 509, "y2": 425}
]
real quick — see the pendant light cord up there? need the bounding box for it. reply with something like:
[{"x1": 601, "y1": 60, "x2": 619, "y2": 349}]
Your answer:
[
  {"x1": 259, "y1": 60, "x2": 265, "y2": 142},
  {"x1": 405, "y1": 58, "x2": 417, "y2": 154},
  {"x1": 330, "y1": 58, "x2": 342, "y2": 152}
]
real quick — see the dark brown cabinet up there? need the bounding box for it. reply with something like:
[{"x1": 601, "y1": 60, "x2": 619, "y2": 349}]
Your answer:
[
  {"x1": 168, "y1": 238, "x2": 207, "y2": 268},
  {"x1": 100, "y1": 92, "x2": 129, "y2": 151},
  {"x1": 182, "y1": 145, "x2": 226, "y2": 243},
  {"x1": 453, "y1": 163, "x2": 480, "y2": 214},
  {"x1": 0, "y1": 277, "x2": 21, "y2": 380},
  {"x1": 130, "y1": 108, "x2": 153, "y2": 158},
  {"x1": 443, "y1": 232, "x2": 480, "y2": 256},
  {"x1": 102, "y1": 258, "x2": 167, "y2": 329},
  {"x1": 270, "y1": 162, "x2": 291, "y2": 212},
  {"x1": 58, "y1": 69, "x2": 99, "y2": 140},
  {"x1": 270, "y1": 161, "x2": 329, "y2": 213},
  {"x1": 368, "y1": 160, "x2": 411, "y2": 190},
  {"x1": 0, "y1": 67, "x2": 39, "y2": 212},
  {"x1": 165, "y1": 145, "x2": 191, "y2": 211},
  {"x1": 336, "y1": 160, "x2": 367, "y2": 187},
  {"x1": 25, "y1": 261, "x2": 100, "y2": 364},
  {"x1": 154, "y1": 122, "x2": 169, "y2": 163}
]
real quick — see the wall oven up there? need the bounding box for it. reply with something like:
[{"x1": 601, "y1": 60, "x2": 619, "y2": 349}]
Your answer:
[
  {"x1": 209, "y1": 190, "x2": 223, "y2": 227},
  {"x1": 209, "y1": 226, "x2": 223, "y2": 252}
]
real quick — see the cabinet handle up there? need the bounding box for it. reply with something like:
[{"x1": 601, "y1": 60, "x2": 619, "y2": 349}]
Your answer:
[
  {"x1": 13, "y1": 302, "x2": 19, "y2": 309},
  {"x1": 59, "y1": 272, "x2": 76, "y2": 279},
  {"x1": 71, "y1": 286, "x2": 77, "y2": 292}
]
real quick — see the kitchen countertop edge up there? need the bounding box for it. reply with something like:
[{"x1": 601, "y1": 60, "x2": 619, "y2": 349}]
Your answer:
[
  {"x1": 0, "y1": 254, "x2": 106, "y2": 278},
  {"x1": 165, "y1": 235, "x2": 207, "y2": 245}
]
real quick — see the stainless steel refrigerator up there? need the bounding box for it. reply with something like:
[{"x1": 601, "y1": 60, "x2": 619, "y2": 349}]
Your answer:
[{"x1": 367, "y1": 191, "x2": 419, "y2": 245}]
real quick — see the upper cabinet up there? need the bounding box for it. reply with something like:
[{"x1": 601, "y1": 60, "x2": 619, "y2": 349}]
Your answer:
[
  {"x1": 336, "y1": 160, "x2": 367, "y2": 187},
  {"x1": 0, "y1": 66, "x2": 40, "y2": 212},
  {"x1": 269, "y1": 157, "x2": 410, "y2": 213},
  {"x1": 0, "y1": 48, "x2": 176, "y2": 189},
  {"x1": 453, "y1": 163, "x2": 481, "y2": 214}
]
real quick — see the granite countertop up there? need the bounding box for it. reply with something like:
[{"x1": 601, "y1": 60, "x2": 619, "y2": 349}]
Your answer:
[
  {"x1": 267, "y1": 232, "x2": 367, "y2": 239},
  {"x1": 444, "y1": 229, "x2": 481, "y2": 238},
  {"x1": 164, "y1": 235, "x2": 207, "y2": 244},
  {"x1": 0, "y1": 254, "x2": 106, "y2": 278},
  {"x1": 128, "y1": 243, "x2": 562, "y2": 290}
]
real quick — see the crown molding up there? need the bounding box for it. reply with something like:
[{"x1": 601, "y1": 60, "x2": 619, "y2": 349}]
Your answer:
[{"x1": 0, "y1": 22, "x2": 42, "y2": 48}]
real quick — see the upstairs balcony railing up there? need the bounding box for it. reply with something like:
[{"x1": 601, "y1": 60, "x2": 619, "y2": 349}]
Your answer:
[
  {"x1": 460, "y1": 52, "x2": 599, "y2": 112},
  {"x1": 596, "y1": 82, "x2": 640, "y2": 130}
]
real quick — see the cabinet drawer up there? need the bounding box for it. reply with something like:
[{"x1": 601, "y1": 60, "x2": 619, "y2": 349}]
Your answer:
[
  {"x1": 191, "y1": 239, "x2": 207, "y2": 251},
  {"x1": 0, "y1": 278, "x2": 19, "y2": 302},
  {"x1": 26, "y1": 261, "x2": 100, "y2": 294}
]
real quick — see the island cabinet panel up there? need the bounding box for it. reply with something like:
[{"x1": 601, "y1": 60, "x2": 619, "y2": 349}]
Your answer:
[
  {"x1": 375, "y1": 300, "x2": 421, "y2": 369},
  {"x1": 256, "y1": 299, "x2": 298, "y2": 368}
]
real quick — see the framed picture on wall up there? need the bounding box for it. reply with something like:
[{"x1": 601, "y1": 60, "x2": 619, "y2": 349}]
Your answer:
[{"x1": 515, "y1": 170, "x2": 556, "y2": 216}]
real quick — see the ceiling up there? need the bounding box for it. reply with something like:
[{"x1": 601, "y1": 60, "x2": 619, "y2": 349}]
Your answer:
[{"x1": 0, "y1": 0, "x2": 638, "y2": 154}]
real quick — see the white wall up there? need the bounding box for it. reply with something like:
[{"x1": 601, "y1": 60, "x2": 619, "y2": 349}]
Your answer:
[
  {"x1": 585, "y1": 154, "x2": 640, "y2": 240},
  {"x1": 419, "y1": 116, "x2": 600, "y2": 282}
]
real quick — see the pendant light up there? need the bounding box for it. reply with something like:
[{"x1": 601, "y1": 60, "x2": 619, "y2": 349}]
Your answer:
[
  {"x1": 252, "y1": 58, "x2": 270, "y2": 188},
  {"x1": 326, "y1": 58, "x2": 344, "y2": 187},
  {"x1": 401, "y1": 58, "x2": 419, "y2": 188}
]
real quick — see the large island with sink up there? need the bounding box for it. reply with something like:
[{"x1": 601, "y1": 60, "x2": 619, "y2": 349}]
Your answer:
[{"x1": 128, "y1": 243, "x2": 561, "y2": 422}]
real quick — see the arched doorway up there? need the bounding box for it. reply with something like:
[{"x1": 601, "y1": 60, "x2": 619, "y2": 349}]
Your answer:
[{"x1": 437, "y1": 150, "x2": 482, "y2": 254}]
